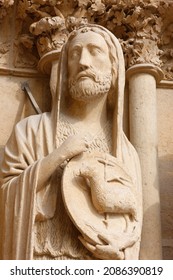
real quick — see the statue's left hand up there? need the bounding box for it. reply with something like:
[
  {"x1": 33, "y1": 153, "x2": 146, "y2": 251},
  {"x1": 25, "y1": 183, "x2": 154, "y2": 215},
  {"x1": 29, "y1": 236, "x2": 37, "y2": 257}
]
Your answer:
[{"x1": 78, "y1": 230, "x2": 139, "y2": 260}]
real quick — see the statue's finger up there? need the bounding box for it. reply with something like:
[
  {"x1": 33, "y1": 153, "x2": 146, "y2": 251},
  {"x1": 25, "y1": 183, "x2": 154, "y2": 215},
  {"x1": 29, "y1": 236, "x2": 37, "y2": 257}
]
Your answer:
[
  {"x1": 96, "y1": 244, "x2": 124, "y2": 260},
  {"x1": 98, "y1": 233, "x2": 111, "y2": 244},
  {"x1": 119, "y1": 234, "x2": 139, "y2": 250},
  {"x1": 78, "y1": 236, "x2": 96, "y2": 253}
]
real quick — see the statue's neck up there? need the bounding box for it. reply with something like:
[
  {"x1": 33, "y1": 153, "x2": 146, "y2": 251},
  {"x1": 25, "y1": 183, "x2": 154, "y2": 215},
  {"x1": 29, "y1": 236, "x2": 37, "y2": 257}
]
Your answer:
[{"x1": 62, "y1": 95, "x2": 108, "y2": 133}]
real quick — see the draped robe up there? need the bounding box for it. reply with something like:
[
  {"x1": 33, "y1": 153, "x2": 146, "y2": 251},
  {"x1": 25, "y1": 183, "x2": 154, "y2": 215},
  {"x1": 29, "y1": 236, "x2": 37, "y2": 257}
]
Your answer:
[
  {"x1": 0, "y1": 25, "x2": 143, "y2": 260},
  {"x1": 0, "y1": 111, "x2": 142, "y2": 260}
]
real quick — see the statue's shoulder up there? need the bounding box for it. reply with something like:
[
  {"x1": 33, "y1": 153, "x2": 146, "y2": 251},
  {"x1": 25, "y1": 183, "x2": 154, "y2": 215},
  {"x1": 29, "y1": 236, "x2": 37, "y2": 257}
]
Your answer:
[{"x1": 14, "y1": 112, "x2": 51, "y2": 135}]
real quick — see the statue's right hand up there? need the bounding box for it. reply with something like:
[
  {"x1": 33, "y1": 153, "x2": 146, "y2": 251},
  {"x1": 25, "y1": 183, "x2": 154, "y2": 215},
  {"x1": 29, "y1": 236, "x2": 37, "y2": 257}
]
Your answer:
[
  {"x1": 37, "y1": 136, "x2": 88, "y2": 191},
  {"x1": 58, "y1": 135, "x2": 88, "y2": 162}
]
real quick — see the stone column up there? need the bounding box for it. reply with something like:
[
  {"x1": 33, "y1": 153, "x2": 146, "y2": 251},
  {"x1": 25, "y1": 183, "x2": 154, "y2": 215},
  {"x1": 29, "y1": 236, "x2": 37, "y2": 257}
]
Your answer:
[{"x1": 126, "y1": 64, "x2": 163, "y2": 260}]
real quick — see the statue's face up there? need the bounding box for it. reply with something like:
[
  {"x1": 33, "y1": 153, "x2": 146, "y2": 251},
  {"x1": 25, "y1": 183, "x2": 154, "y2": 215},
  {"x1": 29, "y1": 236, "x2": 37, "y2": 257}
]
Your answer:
[{"x1": 67, "y1": 30, "x2": 112, "y2": 102}]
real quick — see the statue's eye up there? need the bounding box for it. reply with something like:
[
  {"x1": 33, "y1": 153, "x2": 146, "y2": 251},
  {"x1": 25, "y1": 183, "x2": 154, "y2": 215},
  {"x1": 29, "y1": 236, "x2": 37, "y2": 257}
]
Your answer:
[
  {"x1": 89, "y1": 46, "x2": 102, "y2": 56},
  {"x1": 71, "y1": 48, "x2": 80, "y2": 59}
]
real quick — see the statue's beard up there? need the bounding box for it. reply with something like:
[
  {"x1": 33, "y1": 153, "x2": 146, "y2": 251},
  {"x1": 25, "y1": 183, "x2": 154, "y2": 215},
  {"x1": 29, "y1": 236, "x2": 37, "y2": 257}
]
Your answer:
[{"x1": 68, "y1": 70, "x2": 112, "y2": 102}]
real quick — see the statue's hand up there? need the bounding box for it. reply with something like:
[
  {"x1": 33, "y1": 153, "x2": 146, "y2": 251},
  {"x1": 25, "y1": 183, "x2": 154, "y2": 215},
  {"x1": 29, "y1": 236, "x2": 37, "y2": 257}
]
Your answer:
[
  {"x1": 37, "y1": 136, "x2": 88, "y2": 191},
  {"x1": 78, "y1": 230, "x2": 139, "y2": 260},
  {"x1": 58, "y1": 135, "x2": 88, "y2": 163}
]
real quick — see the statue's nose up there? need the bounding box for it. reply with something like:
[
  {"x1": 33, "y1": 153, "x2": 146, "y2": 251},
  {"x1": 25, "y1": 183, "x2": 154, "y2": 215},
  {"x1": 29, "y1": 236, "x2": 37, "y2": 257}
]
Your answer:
[{"x1": 79, "y1": 48, "x2": 90, "y2": 71}]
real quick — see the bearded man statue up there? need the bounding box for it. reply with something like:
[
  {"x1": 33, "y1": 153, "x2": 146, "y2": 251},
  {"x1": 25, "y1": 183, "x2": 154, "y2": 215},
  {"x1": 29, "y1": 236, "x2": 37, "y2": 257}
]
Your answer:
[{"x1": 0, "y1": 24, "x2": 143, "y2": 260}]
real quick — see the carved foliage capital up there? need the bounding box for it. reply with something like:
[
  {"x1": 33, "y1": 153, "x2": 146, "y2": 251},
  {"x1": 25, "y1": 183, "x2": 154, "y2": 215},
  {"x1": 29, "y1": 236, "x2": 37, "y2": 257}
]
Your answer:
[
  {"x1": 10, "y1": 0, "x2": 173, "y2": 80},
  {"x1": 0, "y1": 0, "x2": 14, "y2": 21}
]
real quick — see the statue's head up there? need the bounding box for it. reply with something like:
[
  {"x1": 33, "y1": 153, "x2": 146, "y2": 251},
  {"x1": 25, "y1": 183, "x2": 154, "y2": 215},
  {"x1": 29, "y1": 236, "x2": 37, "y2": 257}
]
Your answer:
[
  {"x1": 52, "y1": 24, "x2": 125, "y2": 157},
  {"x1": 65, "y1": 26, "x2": 118, "y2": 105}
]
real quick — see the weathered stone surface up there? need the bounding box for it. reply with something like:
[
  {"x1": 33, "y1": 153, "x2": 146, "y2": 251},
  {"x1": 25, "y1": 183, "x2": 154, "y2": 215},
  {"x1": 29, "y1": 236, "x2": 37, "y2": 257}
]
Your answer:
[
  {"x1": 0, "y1": 25, "x2": 142, "y2": 260},
  {"x1": 0, "y1": 75, "x2": 50, "y2": 146},
  {"x1": 127, "y1": 64, "x2": 163, "y2": 259},
  {"x1": 157, "y1": 88, "x2": 173, "y2": 259},
  {"x1": 1, "y1": 0, "x2": 173, "y2": 261}
]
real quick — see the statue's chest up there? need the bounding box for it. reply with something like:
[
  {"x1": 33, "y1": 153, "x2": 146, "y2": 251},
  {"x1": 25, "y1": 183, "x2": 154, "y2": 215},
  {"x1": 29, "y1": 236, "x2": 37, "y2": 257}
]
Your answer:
[{"x1": 56, "y1": 119, "x2": 112, "y2": 154}]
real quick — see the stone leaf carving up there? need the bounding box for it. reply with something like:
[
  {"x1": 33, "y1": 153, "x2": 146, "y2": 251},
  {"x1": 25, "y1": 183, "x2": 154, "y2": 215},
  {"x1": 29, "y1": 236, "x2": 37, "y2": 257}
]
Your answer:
[
  {"x1": 3, "y1": 0, "x2": 173, "y2": 79},
  {"x1": 102, "y1": 1, "x2": 165, "y2": 69},
  {"x1": 29, "y1": 16, "x2": 67, "y2": 57},
  {"x1": 0, "y1": 0, "x2": 14, "y2": 21},
  {"x1": 159, "y1": 6, "x2": 173, "y2": 80},
  {"x1": 13, "y1": 35, "x2": 39, "y2": 68},
  {"x1": 0, "y1": 42, "x2": 10, "y2": 66}
]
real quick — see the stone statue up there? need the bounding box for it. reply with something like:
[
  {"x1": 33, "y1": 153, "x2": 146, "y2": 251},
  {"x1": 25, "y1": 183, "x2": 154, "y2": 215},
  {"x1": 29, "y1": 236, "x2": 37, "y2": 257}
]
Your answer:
[{"x1": 0, "y1": 24, "x2": 143, "y2": 260}]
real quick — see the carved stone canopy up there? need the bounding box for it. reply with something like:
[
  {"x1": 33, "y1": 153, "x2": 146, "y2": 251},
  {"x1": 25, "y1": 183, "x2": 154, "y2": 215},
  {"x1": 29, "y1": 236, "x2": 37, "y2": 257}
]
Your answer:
[{"x1": 1, "y1": 0, "x2": 173, "y2": 80}]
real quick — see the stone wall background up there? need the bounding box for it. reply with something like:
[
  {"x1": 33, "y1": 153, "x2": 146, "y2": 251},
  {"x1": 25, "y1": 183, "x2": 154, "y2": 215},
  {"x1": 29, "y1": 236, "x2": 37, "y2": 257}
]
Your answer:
[
  {"x1": 1, "y1": 0, "x2": 173, "y2": 259},
  {"x1": 157, "y1": 87, "x2": 173, "y2": 259},
  {"x1": 0, "y1": 2, "x2": 51, "y2": 164}
]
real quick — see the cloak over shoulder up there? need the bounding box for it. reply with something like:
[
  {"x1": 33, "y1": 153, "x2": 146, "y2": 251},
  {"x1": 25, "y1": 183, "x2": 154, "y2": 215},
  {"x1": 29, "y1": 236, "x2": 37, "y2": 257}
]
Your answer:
[{"x1": 0, "y1": 113, "x2": 57, "y2": 259}]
